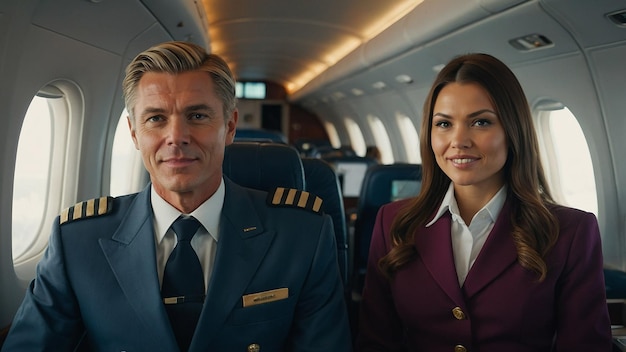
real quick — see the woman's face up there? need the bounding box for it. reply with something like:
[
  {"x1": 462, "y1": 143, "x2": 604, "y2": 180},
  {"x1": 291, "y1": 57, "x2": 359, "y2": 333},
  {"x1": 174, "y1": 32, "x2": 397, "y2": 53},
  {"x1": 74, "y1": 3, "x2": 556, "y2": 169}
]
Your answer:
[{"x1": 431, "y1": 82, "x2": 507, "y2": 196}]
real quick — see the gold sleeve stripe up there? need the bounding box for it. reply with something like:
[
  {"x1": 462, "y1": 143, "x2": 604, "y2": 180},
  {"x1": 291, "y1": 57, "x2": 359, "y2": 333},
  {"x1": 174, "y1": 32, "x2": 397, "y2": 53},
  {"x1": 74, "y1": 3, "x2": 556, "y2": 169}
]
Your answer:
[
  {"x1": 272, "y1": 187, "x2": 285, "y2": 205},
  {"x1": 267, "y1": 187, "x2": 323, "y2": 215},
  {"x1": 59, "y1": 196, "x2": 114, "y2": 225},
  {"x1": 86, "y1": 198, "x2": 95, "y2": 217},
  {"x1": 97, "y1": 196, "x2": 109, "y2": 215},
  {"x1": 72, "y1": 202, "x2": 83, "y2": 221},
  {"x1": 312, "y1": 196, "x2": 323, "y2": 213},
  {"x1": 297, "y1": 191, "x2": 309, "y2": 208},
  {"x1": 285, "y1": 188, "x2": 297, "y2": 205},
  {"x1": 60, "y1": 208, "x2": 70, "y2": 224}
]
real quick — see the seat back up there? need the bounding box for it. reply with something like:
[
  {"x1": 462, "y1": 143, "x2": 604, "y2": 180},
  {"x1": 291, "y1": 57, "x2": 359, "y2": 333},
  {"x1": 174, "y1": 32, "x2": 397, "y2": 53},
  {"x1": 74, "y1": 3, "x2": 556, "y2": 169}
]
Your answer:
[
  {"x1": 302, "y1": 158, "x2": 349, "y2": 291},
  {"x1": 353, "y1": 163, "x2": 422, "y2": 294},
  {"x1": 223, "y1": 142, "x2": 305, "y2": 190},
  {"x1": 322, "y1": 155, "x2": 379, "y2": 210},
  {"x1": 234, "y1": 128, "x2": 288, "y2": 144}
]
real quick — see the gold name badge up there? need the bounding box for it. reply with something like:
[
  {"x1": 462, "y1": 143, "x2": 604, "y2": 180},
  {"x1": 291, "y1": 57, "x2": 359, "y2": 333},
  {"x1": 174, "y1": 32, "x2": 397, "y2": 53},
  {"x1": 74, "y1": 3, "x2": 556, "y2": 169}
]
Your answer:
[{"x1": 242, "y1": 288, "x2": 289, "y2": 307}]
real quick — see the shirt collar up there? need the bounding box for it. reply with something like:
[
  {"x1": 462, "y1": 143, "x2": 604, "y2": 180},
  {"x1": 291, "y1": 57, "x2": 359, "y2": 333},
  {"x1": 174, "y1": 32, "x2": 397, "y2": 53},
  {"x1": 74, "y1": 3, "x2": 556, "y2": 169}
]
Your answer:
[
  {"x1": 426, "y1": 182, "x2": 507, "y2": 227},
  {"x1": 151, "y1": 178, "x2": 225, "y2": 244},
  {"x1": 426, "y1": 182, "x2": 455, "y2": 227},
  {"x1": 482, "y1": 185, "x2": 507, "y2": 223}
]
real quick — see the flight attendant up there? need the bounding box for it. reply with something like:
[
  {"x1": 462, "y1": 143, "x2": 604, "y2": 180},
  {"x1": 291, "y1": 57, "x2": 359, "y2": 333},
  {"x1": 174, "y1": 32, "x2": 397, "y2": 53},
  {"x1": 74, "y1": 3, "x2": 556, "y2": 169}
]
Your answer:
[{"x1": 355, "y1": 53, "x2": 612, "y2": 351}]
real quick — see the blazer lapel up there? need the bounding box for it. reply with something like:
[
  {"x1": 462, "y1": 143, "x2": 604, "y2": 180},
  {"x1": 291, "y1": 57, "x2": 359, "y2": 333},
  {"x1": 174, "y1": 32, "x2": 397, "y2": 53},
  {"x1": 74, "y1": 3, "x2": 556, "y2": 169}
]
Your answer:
[
  {"x1": 463, "y1": 198, "x2": 518, "y2": 298},
  {"x1": 190, "y1": 180, "x2": 275, "y2": 350},
  {"x1": 415, "y1": 214, "x2": 465, "y2": 305},
  {"x1": 98, "y1": 187, "x2": 178, "y2": 350}
]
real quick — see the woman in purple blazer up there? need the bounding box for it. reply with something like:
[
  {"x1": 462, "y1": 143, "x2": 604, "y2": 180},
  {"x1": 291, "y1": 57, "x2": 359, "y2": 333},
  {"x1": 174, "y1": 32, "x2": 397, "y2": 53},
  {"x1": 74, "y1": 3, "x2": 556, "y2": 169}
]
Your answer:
[{"x1": 355, "y1": 53, "x2": 612, "y2": 352}]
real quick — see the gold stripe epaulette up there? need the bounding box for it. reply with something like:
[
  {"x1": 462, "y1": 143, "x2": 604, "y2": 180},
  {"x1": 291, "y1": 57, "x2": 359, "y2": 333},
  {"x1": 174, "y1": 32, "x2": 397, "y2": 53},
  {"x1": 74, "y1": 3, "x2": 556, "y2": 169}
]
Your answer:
[
  {"x1": 59, "y1": 196, "x2": 114, "y2": 225},
  {"x1": 267, "y1": 187, "x2": 323, "y2": 215}
]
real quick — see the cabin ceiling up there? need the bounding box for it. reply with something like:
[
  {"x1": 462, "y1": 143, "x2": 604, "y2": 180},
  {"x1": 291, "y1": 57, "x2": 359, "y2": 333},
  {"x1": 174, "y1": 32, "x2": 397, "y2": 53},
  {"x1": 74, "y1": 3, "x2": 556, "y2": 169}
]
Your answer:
[
  {"x1": 200, "y1": 0, "x2": 422, "y2": 94},
  {"x1": 142, "y1": 0, "x2": 625, "y2": 103}
]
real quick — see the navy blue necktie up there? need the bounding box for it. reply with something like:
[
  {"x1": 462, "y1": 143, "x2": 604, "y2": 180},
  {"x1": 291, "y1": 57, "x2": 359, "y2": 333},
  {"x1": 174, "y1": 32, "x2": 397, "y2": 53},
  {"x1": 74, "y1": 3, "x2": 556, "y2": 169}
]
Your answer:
[{"x1": 162, "y1": 216, "x2": 204, "y2": 352}]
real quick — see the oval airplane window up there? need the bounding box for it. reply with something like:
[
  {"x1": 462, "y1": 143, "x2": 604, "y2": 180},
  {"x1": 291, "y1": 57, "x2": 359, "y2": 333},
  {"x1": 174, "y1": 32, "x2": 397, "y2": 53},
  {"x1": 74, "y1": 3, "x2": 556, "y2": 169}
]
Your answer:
[
  {"x1": 535, "y1": 106, "x2": 598, "y2": 216},
  {"x1": 12, "y1": 82, "x2": 82, "y2": 278},
  {"x1": 344, "y1": 117, "x2": 366, "y2": 156},
  {"x1": 366, "y1": 114, "x2": 394, "y2": 164},
  {"x1": 12, "y1": 96, "x2": 52, "y2": 259},
  {"x1": 323, "y1": 121, "x2": 341, "y2": 148},
  {"x1": 396, "y1": 113, "x2": 421, "y2": 164}
]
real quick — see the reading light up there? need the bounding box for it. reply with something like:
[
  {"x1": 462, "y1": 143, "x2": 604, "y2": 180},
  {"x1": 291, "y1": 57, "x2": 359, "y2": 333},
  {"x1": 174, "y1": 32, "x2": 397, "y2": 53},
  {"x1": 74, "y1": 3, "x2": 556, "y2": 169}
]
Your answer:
[
  {"x1": 508, "y1": 34, "x2": 553, "y2": 51},
  {"x1": 332, "y1": 92, "x2": 346, "y2": 101},
  {"x1": 351, "y1": 88, "x2": 365, "y2": 96},
  {"x1": 432, "y1": 64, "x2": 445, "y2": 73},
  {"x1": 395, "y1": 74, "x2": 413, "y2": 84},
  {"x1": 372, "y1": 81, "x2": 386, "y2": 90}
]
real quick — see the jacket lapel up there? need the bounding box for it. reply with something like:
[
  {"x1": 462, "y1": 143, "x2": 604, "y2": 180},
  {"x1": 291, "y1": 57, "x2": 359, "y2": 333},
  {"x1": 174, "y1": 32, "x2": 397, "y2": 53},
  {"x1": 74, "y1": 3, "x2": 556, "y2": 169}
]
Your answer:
[
  {"x1": 98, "y1": 187, "x2": 178, "y2": 350},
  {"x1": 190, "y1": 179, "x2": 275, "y2": 351},
  {"x1": 414, "y1": 214, "x2": 466, "y2": 305},
  {"x1": 463, "y1": 198, "x2": 518, "y2": 298}
]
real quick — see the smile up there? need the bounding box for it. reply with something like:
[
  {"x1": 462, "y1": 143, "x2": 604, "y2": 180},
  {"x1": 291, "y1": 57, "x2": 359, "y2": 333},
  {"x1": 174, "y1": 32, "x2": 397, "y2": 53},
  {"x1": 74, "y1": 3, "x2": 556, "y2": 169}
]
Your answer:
[{"x1": 451, "y1": 158, "x2": 475, "y2": 164}]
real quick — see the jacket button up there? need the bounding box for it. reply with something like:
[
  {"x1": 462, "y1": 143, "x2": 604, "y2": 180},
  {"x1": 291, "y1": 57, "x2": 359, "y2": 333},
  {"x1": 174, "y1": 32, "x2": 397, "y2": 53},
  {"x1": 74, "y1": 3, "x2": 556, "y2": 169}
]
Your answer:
[
  {"x1": 248, "y1": 343, "x2": 260, "y2": 352},
  {"x1": 452, "y1": 306, "x2": 466, "y2": 320},
  {"x1": 454, "y1": 345, "x2": 467, "y2": 352}
]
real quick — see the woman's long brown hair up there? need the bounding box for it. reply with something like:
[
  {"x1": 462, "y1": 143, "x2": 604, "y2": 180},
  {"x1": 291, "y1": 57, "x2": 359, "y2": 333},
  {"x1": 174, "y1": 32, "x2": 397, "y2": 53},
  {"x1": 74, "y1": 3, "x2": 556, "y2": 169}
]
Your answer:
[{"x1": 379, "y1": 53, "x2": 558, "y2": 281}]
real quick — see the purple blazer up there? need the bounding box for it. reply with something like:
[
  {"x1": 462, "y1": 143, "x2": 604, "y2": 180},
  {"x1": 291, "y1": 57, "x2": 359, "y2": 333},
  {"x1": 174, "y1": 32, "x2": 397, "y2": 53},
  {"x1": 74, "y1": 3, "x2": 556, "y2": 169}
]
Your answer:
[{"x1": 355, "y1": 197, "x2": 612, "y2": 352}]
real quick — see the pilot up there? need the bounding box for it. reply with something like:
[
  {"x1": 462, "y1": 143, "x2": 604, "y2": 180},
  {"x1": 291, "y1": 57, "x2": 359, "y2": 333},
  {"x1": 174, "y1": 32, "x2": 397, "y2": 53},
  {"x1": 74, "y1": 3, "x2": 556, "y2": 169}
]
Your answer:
[{"x1": 2, "y1": 41, "x2": 352, "y2": 351}]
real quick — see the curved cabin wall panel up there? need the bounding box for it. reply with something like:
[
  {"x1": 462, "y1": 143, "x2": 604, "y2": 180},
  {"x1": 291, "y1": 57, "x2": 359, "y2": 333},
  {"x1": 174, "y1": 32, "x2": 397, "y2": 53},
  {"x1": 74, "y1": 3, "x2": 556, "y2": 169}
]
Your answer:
[
  {"x1": 0, "y1": 0, "x2": 206, "y2": 329},
  {"x1": 291, "y1": 0, "x2": 531, "y2": 101},
  {"x1": 31, "y1": 0, "x2": 157, "y2": 55},
  {"x1": 301, "y1": 0, "x2": 581, "y2": 105},
  {"x1": 419, "y1": 1, "x2": 580, "y2": 66},
  {"x1": 541, "y1": 0, "x2": 626, "y2": 48},
  {"x1": 587, "y1": 45, "x2": 626, "y2": 267},
  {"x1": 140, "y1": 0, "x2": 209, "y2": 48},
  {"x1": 31, "y1": 0, "x2": 208, "y2": 54},
  {"x1": 301, "y1": 0, "x2": 626, "y2": 266}
]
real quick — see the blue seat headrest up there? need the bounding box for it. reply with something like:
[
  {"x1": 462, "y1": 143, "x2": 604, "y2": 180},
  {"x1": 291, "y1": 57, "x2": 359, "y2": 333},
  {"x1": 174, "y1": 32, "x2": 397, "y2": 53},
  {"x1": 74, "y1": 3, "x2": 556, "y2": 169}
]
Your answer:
[
  {"x1": 353, "y1": 163, "x2": 422, "y2": 294},
  {"x1": 223, "y1": 142, "x2": 305, "y2": 191},
  {"x1": 302, "y1": 158, "x2": 348, "y2": 287}
]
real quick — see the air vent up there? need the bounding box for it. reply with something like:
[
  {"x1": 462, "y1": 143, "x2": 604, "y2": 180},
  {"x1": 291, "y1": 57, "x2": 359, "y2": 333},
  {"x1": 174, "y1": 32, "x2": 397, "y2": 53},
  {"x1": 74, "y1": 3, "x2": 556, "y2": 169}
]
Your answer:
[
  {"x1": 607, "y1": 9, "x2": 626, "y2": 27},
  {"x1": 508, "y1": 34, "x2": 553, "y2": 51}
]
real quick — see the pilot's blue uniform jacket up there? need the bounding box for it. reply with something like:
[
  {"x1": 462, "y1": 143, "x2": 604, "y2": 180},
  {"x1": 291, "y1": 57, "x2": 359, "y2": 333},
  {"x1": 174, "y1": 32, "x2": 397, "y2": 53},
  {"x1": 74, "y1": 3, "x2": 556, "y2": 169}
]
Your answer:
[{"x1": 3, "y1": 178, "x2": 352, "y2": 351}]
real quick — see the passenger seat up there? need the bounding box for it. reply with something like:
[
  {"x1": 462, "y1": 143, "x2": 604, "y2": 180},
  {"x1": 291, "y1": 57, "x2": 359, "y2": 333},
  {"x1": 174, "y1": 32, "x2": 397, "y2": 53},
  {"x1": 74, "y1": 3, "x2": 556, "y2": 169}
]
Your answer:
[
  {"x1": 352, "y1": 163, "x2": 423, "y2": 298},
  {"x1": 302, "y1": 158, "x2": 349, "y2": 294},
  {"x1": 223, "y1": 141, "x2": 305, "y2": 190}
]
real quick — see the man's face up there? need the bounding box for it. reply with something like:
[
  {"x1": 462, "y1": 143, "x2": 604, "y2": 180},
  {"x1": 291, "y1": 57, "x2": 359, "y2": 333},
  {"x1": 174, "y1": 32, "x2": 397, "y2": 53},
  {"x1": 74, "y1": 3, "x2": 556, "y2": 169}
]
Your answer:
[{"x1": 129, "y1": 70, "x2": 237, "y2": 208}]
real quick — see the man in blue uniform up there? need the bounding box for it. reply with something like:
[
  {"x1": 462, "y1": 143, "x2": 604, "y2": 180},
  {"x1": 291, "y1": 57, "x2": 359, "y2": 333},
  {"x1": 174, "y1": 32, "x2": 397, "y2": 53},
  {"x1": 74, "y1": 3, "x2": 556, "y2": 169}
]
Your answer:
[{"x1": 2, "y1": 41, "x2": 351, "y2": 351}]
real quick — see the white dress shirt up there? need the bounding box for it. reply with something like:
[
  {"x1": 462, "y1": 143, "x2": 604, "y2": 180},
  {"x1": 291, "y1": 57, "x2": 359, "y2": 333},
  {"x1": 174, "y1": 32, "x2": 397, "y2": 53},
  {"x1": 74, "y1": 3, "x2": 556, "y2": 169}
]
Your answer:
[
  {"x1": 426, "y1": 183, "x2": 506, "y2": 286},
  {"x1": 151, "y1": 179, "x2": 225, "y2": 292}
]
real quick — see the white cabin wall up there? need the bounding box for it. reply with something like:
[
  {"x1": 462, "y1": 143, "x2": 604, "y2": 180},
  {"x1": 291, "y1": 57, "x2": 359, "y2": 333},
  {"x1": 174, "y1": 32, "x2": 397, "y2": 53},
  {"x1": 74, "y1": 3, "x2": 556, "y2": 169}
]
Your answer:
[
  {"x1": 295, "y1": 0, "x2": 626, "y2": 267},
  {"x1": 0, "y1": 0, "x2": 41, "y2": 327},
  {"x1": 511, "y1": 55, "x2": 619, "y2": 266},
  {"x1": 0, "y1": 0, "x2": 209, "y2": 328},
  {"x1": 346, "y1": 95, "x2": 388, "y2": 152},
  {"x1": 383, "y1": 89, "x2": 427, "y2": 162},
  {"x1": 586, "y1": 45, "x2": 626, "y2": 268},
  {"x1": 354, "y1": 91, "x2": 416, "y2": 162},
  {"x1": 306, "y1": 103, "x2": 351, "y2": 146},
  {"x1": 537, "y1": 0, "x2": 626, "y2": 268}
]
